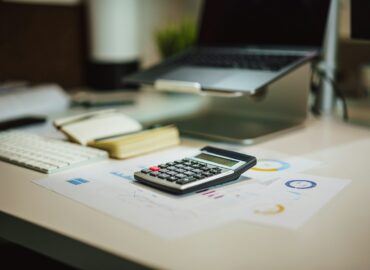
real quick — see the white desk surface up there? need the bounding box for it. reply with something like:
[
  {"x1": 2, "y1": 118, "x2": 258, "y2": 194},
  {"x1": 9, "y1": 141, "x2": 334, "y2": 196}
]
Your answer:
[{"x1": 1, "y1": 103, "x2": 370, "y2": 269}]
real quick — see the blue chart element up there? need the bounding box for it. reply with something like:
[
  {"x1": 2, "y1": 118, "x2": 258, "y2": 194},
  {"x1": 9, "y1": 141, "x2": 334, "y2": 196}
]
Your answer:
[
  {"x1": 110, "y1": 171, "x2": 134, "y2": 181},
  {"x1": 285, "y1": 180, "x2": 317, "y2": 189},
  {"x1": 67, "y1": 178, "x2": 89, "y2": 185}
]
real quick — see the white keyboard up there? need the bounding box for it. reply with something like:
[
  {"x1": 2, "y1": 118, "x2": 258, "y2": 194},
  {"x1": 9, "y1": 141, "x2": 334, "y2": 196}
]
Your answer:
[{"x1": 0, "y1": 131, "x2": 108, "y2": 174}]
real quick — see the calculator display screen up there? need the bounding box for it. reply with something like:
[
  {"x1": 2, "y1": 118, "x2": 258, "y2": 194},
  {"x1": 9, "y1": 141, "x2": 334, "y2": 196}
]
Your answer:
[{"x1": 195, "y1": 153, "x2": 238, "y2": 167}]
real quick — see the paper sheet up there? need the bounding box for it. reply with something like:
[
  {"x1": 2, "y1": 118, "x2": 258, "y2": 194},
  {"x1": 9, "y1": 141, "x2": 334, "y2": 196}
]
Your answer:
[
  {"x1": 236, "y1": 173, "x2": 350, "y2": 229},
  {"x1": 34, "y1": 146, "x2": 349, "y2": 239},
  {"x1": 240, "y1": 149, "x2": 323, "y2": 182}
]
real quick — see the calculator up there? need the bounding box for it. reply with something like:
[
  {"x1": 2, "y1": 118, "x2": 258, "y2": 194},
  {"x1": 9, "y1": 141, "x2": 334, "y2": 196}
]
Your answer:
[{"x1": 134, "y1": 146, "x2": 257, "y2": 194}]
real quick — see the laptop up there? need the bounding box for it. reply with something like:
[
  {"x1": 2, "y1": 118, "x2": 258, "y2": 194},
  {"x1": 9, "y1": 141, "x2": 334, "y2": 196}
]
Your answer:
[{"x1": 125, "y1": 0, "x2": 331, "y2": 94}]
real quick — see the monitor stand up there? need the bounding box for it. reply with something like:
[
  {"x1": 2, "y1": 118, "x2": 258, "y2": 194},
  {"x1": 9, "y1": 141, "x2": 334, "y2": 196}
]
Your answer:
[{"x1": 156, "y1": 63, "x2": 311, "y2": 144}]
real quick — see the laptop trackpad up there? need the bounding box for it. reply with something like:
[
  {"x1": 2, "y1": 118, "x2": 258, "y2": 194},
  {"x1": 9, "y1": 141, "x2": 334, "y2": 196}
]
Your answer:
[{"x1": 160, "y1": 67, "x2": 230, "y2": 86}]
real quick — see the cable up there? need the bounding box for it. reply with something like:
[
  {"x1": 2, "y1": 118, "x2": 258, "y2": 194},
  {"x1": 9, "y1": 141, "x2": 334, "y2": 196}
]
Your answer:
[
  {"x1": 310, "y1": 67, "x2": 349, "y2": 121},
  {"x1": 310, "y1": 66, "x2": 321, "y2": 117}
]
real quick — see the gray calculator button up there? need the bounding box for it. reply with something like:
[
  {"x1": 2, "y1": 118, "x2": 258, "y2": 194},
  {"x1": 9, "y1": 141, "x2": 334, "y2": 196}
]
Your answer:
[{"x1": 167, "y1": 176, "x2": 177, "y2": 182}]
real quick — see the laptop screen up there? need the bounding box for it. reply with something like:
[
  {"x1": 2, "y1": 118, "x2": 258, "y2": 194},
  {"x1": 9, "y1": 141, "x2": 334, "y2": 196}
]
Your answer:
[{"x1": 198, "y1": 0, "x2": 331, "y2": 48}]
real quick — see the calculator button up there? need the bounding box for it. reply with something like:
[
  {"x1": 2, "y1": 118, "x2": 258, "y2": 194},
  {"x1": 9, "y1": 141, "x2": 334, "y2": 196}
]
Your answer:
[
  {"x1": 150, "y1": 172, "x2": 159, "y2": 177},
  {"x1": 158, "y1": 164, "x2": 167, "y2": 168},
  {"x1": 174, "y1": 160, "x2": 183, "y2": 164},
  {"x1": 168, "y1": 166, "x2": 177, "y2": 170},
  {"x1": 141, "y1": 169, "x2": 151, "y2": 174},
  {"x1": 166, "y1": 162, "x2": 175, "y2": 166},
  {"x1": 192, "y1": 164, "x2": 201, "y2": 169},
  {"x1": 192, "y1": 169, "x2": 202, "y2": 174},
  {"x1": 166, "y1": 176, "x2": 177, "y2": 182},
  {"x1": 202, "y1": 171, "x2": 213, "y2": 177},
  {"x1": 176, "y1": 173, "x2": 186, "y2": 179},
  {"x1": 150, "y1": 166, "x2": 161, "y2": 172},
  {"x1": 167, "y1": 171, "x2": 177, "y2": 176},
  {"x1": 176, "y1": 178, "x2": 194, "y2": 185},
  {"x1": 184, "y1": 171, "x2": 194, "y2": 176},
  {"x1": 160, "y1": 168, "x2": 169, "y2": 173},
  {"x1": 158, "y1": 173, "x2": 169, "y2": 179},
  {"x1": 194, "y1": 175, "x2": 203, "y2": 180},
  {"x1": 175, "y1": 164, "x2": 185, "y2": 169},
  {"x1": 175, "y1": 168, "x2": 186, "y2": 173}
]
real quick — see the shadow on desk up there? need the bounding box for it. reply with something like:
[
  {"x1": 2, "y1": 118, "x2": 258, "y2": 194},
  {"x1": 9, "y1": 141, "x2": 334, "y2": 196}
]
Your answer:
[{"x1": 0, "y1": 238, "x2": 76, "y2": 270}]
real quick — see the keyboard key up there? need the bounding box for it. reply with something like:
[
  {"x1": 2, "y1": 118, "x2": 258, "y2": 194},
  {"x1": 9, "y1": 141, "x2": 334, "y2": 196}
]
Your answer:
[
  {"x1": 141, "y1": 169, "x2": 151, "y2": 174},
  {"x1": 150, "y1": 172, "x2": 159, "y2": 177},
  {"x1": 150, "y1": 166, "x2": 161, "y2": 172}
]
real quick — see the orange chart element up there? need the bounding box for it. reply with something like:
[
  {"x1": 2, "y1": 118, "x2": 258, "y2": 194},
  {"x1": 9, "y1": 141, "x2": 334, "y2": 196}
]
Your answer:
[
  {"x1": 253, "y1": 203, "x2": 285, "y2": 215},
  {"x1": 251, "y1": 159, "x2": 290, "y2": 172}
]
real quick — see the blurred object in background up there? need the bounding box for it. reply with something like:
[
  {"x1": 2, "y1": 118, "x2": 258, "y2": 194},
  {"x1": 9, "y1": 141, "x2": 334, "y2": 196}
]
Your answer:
[
  {"x1": 155, "y1": 18, "x2": 197, "y2": 59},
  {"x1": 0, "y1": 0, "x2": 203, "y2": 90},
  {"x1": 0, "y1": 84, "x2": 70, "y2": 122},
  {"x1": 71, "y1": 89, "x2": 137, "y2": 107},
  {"x1": 336, "y1": 0, "x2": 370, "y2": 98},
  {"x1": 0, "y1": 0, "x2": 87, "y2": 89},
  {"x1": 343, "y1": 0, "x2": 370, "y2": 128},
  {"x1": 360, "y1": 64, "x2": 370, "y2": 96},
  {"x1": 86, "y1": 0, "x2": 140, "y2": 90},
  {"x1": 351, "y1": 0, "x2": 370, "y2": 41},
  {"x1": 337, "y1": 41, "x2": 370, "y2": 98}
]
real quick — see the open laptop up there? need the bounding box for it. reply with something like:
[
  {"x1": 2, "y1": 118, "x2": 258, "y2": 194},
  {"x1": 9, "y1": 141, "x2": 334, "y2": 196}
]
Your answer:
[{"x1": 125, "y1": 0, "x2": 331, "y2": 94}]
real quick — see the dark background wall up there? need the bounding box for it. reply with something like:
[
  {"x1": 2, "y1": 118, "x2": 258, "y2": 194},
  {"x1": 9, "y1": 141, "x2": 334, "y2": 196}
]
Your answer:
[{"x1": 0, "y1": 1, "x2": 87, "y2": 88}]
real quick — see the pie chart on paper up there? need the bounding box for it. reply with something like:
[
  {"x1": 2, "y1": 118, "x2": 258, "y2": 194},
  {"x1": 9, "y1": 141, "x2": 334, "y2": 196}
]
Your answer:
[
  {"x1": 251, "y1": 159, "x2": 290, "y2": 172},
  {"x1": 253, "y1": 203, "x2": 285, "y2": 215}
]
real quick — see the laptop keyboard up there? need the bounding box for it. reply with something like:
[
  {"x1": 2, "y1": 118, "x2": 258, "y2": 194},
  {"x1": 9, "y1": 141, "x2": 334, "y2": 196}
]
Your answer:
[{"x1": 175, "y1": 52, "x2": 302, "y2": 71}]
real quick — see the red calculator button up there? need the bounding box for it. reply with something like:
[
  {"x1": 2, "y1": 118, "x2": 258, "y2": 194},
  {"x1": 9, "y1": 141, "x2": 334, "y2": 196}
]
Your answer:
[{"x1": 150, "y1": 166, "x2": 161, "y2": 172}]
